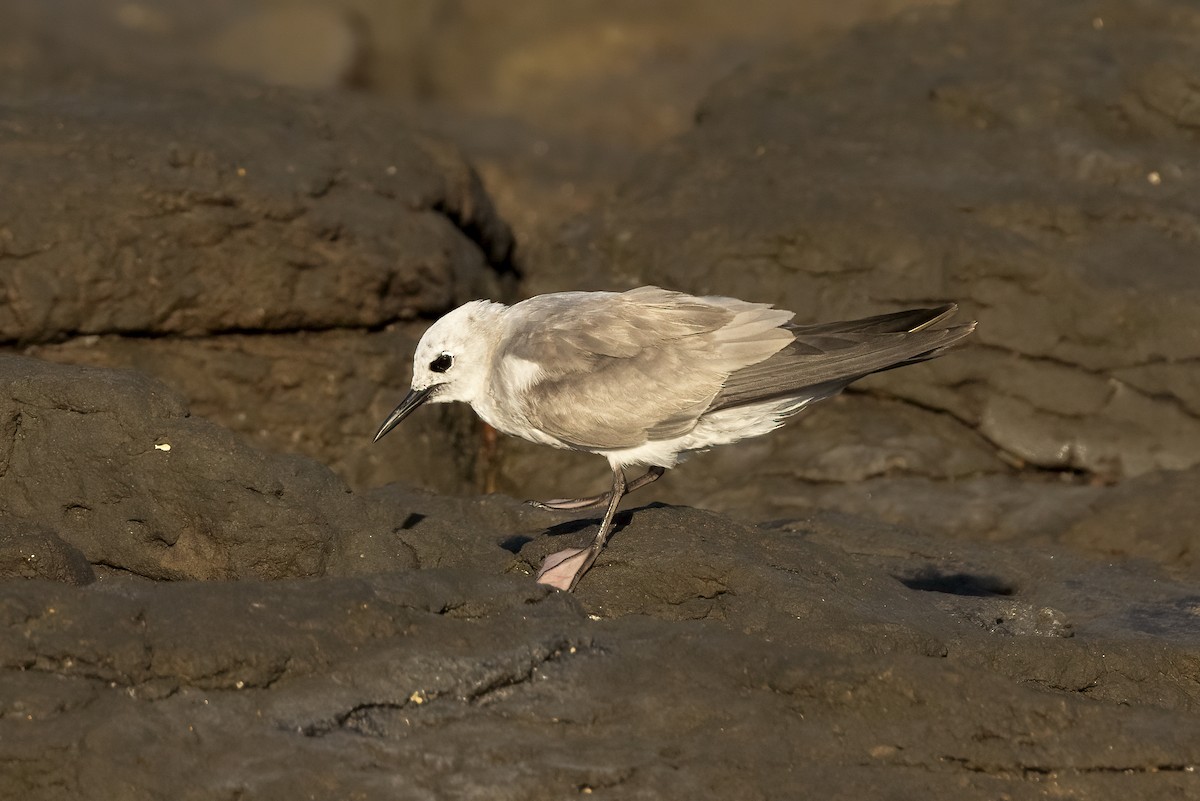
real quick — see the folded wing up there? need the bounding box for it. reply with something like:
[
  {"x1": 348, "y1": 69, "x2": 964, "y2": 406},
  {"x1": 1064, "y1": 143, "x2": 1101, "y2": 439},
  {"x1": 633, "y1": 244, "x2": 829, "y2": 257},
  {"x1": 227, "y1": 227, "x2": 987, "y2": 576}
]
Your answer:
[
  {"x1": 498, "y1": 290, "x2": 973, "y2": 451},
  {"x1": 709, "y1": 304, "x2": 974, "y2": 412},
  {"x1": 498, "y1": 287, "x2": 793, "y2": 449}
]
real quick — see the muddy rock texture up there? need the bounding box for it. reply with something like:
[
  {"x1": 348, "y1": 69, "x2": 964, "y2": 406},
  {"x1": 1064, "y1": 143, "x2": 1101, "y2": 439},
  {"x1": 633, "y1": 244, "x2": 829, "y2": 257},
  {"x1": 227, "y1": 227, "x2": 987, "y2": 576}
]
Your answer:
[
  {"x1": 2, "y1": 72, "x2": 514, "y2": 493},
  {"x1": 0, "y1": 360, "x2": 1197, "y2": 798},
  {"x1": 0, "y1": 356, "x2": 420, "y2": 581},
  {"x1": 2, "y1": 496, "x2": 1200, "y2": 799},
  {"x1": 514, "y1": 0, "x2": 1200, "y2": 495},
  {"x1": 2, "y1": 0, "x2": 955, "y2": 307},
  {"x1": 1, "y1": 83, "x2": 512, "y2": 339},
  {"x1": 2, "y1": 0, "x2": 1200, "y2": 798},
  {"x1": 0, "y1": 523, "x2": 94, "y2": 587}
]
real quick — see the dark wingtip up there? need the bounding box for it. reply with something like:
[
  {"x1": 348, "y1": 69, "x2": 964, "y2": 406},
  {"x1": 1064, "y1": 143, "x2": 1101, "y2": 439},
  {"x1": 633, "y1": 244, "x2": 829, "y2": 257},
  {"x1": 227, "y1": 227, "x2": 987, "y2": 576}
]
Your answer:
[{"x1": 907, "y1": 303, "x2": 958, "y2": 332}]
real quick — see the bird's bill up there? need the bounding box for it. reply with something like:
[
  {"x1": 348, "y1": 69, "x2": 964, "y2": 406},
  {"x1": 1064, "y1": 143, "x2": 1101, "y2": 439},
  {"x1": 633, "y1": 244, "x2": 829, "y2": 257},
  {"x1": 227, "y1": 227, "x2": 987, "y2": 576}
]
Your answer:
[{"x1": 372, "y1": 386, "x2": 435, "y2": 442}]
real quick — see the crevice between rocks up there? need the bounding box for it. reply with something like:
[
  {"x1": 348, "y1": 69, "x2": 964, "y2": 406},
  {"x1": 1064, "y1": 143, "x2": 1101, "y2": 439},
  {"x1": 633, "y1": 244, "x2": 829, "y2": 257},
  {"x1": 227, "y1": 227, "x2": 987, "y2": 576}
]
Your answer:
[
  {"x1": 296, "y1": 637, "x2": 593, "y2": 739},
  {"x1": 91, "y1": 560, "x2": 163, "y2": 582},
  {"x1": 6, "y1": 317, "x2": 419, "y2": 349},
  {"x1": 857, "y1": 385, "x2": 1100, "y2": 480},
  {"x1": 427, "y1": 197, "x2": 518, "y2": 279},
  {"x1": 936, "y1": 755, "x2": 1197, "y2": 776},
  {"x1": 978, "y1": 343, "x2": 1200, "y2": 424}
]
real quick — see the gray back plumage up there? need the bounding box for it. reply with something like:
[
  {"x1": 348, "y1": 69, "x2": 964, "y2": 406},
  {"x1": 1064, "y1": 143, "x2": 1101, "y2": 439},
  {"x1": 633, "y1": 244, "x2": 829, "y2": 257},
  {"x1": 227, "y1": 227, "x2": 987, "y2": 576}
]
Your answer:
[
  {"x1": 497, "y1": 288, "x2": 792, "y2": 449},
  {"x1": 494, "y1": 289, "x2": 973, "y2": 451}
]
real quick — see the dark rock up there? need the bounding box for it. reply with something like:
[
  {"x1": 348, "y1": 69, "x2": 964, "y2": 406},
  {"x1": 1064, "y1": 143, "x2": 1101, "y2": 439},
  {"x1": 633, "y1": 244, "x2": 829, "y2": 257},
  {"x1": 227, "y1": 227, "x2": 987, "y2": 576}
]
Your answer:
[
  {"x1": 25, "y1": 327, "x2": 483, "y2": 494},
  {"x1": 1061, "y1": 465, "x2": 1200, "y2": 576},
  {"x1": 1, "y1": 353, "x2": 1193, "y2": 796},
  {"x1": 1, "y1": 0, "x2": 1199, "y2": 797},
  {"x1": 1, "y1": 0, "x2": 964, "y2": 310},
  {"x1": 758, "y1": 473, "x2": 1104, "y2": 546},
  {"x1": 0, "y1": 81, "x2": 511, "y2": 343},
  {"x1": 363, "y1": 484, "x2": 546, "y2": 576},
  {"x1": 753, "y1": 469, "x2": 1200, "y2": 580},
  {"x1": 0, "y1": 66, "x2": 513, "y2": 492},
  {"x1": 0, "y1": 355, "x2": 415, "y2": 581},
  {"x1": 0, "y1": 506, "x2": 1197, "y2": 799},
  {"x1": 528, "y1": 0, "x2": 1200, "y2": 481},
  {"x1": 0, "y1": 522, "x2": 94, "y2": 585}
]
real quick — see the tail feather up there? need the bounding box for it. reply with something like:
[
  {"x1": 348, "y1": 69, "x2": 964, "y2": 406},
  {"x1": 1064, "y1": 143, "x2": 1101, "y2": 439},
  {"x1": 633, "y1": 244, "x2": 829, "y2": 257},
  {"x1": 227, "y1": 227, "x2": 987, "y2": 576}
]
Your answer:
[
  {"x1": 786, "y1": 304, "x2": 958, "y2": 336},
  {"x1": 708, "y1": 306, "x2": 974, "y2": 414}
]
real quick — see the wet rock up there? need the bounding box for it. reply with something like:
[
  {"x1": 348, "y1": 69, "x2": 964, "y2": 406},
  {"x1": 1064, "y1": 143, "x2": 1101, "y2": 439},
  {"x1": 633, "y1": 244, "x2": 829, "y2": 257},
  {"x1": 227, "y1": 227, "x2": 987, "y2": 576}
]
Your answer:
[
  {"x1": 1, "y1": 0, "x2": 1198, "y2": 797},
  {"x1": 765, "y1": 473, "x2": 1104, "y2": 546},
  {"x1": 0, "y1": 353, "x2": 1194, "y2": 797},
  {"x1": 364, "y1": 484, "x2": 543, "y2": 577},
  {"x1": 756, "y1": 469, "x2": 1200, "y2": 580}
]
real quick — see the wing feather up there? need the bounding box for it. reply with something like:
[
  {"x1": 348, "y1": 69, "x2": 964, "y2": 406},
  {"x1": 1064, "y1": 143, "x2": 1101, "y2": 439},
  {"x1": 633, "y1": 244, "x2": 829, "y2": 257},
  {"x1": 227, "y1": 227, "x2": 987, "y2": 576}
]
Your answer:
[
  {"x1": 497, "y1": 288, "x2": 794, "y2": 449},
  {"x1": 710, "y1": 310, "x2": 975, "y2": 412},
  {"x1": 494, "y1": 290, "x2": 973, "y2": 450},
  {"x1": 787, "y1": 304, "x2": 958, "y2": 336}
]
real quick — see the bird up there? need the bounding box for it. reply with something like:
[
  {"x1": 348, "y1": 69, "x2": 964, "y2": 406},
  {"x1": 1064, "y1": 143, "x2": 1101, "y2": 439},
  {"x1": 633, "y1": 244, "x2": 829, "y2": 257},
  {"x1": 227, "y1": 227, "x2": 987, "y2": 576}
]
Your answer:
[{"x1": 373, "y1": 286, "x2": 975, "y2": 591}]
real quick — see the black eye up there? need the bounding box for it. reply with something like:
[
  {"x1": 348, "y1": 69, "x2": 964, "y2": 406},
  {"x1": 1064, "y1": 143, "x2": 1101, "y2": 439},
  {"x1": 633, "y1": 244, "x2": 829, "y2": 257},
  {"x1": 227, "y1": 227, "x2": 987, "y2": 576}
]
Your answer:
[{"x1": 430, "y1": 353, "x2": 453, "y2": 373}]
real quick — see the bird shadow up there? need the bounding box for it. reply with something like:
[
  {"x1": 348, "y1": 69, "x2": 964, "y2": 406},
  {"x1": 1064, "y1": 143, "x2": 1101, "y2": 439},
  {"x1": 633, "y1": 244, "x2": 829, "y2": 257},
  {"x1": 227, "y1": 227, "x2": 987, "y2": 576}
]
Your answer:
[
  {"x1": 499, "y1": 534, "x2": 534, "y2": 554},
  {"x1": 501, "y1": 503, "x2": 674, "y2": 554},
  {"x1": 896, "y1": 567, "x2": 1015, "y2": 597},
  {"x1": 499, "y1": 519, "x2": 599, "y2": 555},
  {"x1": 399, "y1": 513, "x2": 425, "y2": 530}
]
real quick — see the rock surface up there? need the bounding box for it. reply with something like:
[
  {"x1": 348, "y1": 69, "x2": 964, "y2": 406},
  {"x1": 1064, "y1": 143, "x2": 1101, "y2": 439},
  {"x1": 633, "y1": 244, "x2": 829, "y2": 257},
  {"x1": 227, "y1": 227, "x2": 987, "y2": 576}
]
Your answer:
[
  {"x1": 2, "y1": 66, "x2": 513, "y2": 493},
  {"x1": 0, "y1": 357, "x2": 1196, "y2": 798},
  {"x1": 523, "y1": 0, "x2": 1200, "y2": 482},
  {"x1": 1, "y1": 501, "x2": 1198, "y2": 800},
  {"x1": 0, "y1": 355, "x2": 417, "y2": 581},
  {"x1": 1, "y1": 0, "x2": 1199, "y2": 798},
  {"x1": 0, "y1": 81, "x2": 512, "y2": 341},
  {"x1": 0, "y1": 523, "x2": 94, "y2": 586}
]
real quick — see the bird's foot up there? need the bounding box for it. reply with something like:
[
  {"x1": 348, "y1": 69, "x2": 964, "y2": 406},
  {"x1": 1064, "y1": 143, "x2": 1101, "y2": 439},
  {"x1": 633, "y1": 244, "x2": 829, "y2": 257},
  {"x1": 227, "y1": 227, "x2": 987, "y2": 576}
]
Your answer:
[
  {"x1": 535, "y1": 546, "x2": 600, "y2": 591},
  {"x1": 526, "y1": 466, "x2": 667, "y2": 512},
  {"x1": 526, "y1": 493, "x2": 611, "y2": 512}
]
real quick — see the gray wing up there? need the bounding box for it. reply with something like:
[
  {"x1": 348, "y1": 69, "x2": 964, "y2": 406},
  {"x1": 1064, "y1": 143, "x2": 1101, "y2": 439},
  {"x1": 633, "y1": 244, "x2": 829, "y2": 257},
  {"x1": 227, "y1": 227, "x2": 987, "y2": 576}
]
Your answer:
[
  {"x1": 709, "y1": 304, "x2": 974, "y2": 412},
  {"x1": 787, "y1": 305, "x2": 958, "y2": 336},
  {"x1": 498, "y1": 287, "x2": 794, "y2": 449}
]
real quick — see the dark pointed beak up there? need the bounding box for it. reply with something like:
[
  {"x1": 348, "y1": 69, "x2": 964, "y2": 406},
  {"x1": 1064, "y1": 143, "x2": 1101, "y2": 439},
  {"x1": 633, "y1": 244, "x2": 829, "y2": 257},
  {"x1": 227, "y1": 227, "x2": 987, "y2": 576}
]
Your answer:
[{"x1": 373, "y1": 386, "x2": 435, "y2": 443}]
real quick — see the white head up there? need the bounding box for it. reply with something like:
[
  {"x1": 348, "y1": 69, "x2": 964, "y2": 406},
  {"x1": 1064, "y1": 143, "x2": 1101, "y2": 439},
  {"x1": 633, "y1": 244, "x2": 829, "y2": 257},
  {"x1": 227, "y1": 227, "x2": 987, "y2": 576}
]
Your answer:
[
  {"x1": 373, "y1": 300, "x2": 505, "y2": 442},
  {"x1": 410, "y1": 300, "x2": 505, "y2": 404}
]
